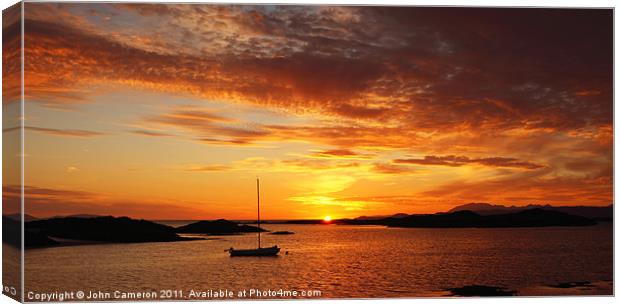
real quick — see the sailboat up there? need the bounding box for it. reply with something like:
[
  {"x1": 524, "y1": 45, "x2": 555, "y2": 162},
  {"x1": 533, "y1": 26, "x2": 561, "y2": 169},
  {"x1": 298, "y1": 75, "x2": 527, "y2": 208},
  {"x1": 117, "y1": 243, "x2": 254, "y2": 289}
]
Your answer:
[{"x1": 228, "y1": 178, "x2": 280, "y2": 257}]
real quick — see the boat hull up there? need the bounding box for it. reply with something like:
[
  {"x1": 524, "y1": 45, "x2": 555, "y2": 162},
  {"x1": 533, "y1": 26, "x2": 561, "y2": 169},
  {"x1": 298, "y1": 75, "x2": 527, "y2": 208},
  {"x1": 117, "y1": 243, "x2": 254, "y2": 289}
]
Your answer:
[{"x1": 229, "y1": 246, "x2": 280, "y2": 257}]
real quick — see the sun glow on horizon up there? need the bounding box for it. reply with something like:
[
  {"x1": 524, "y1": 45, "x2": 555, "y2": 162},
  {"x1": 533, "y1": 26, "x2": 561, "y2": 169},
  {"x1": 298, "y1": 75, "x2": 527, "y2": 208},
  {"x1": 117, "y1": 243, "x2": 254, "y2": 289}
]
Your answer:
[{"x1": 323, "y1": 215, "x2": 332, "y2": 222}]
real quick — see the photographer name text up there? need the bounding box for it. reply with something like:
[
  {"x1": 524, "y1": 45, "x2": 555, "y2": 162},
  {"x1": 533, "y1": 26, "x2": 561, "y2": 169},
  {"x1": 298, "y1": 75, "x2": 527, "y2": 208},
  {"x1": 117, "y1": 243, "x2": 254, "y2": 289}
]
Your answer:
[{"x1": 27, "y1": 288, "x2": 322, "y2": 301}]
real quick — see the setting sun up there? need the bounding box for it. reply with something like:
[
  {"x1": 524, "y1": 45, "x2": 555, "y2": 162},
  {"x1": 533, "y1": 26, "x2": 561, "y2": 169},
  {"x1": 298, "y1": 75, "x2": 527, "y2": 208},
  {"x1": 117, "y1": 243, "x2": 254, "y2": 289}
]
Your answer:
[{"x1": 323, "y1": 216, "x2": 332, "y2": 223}]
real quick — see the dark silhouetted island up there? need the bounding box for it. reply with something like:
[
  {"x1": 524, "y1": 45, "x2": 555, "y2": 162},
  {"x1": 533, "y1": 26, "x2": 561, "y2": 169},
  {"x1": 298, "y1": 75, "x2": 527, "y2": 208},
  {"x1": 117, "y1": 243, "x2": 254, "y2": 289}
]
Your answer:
[
  {"x1": 175, "y1": 219, "x2": 266, "y2": 235},
  {"x1": 270, "y1": 231, "x2": 295, "y2": 235},
  {"x1": 387, "y1": 209, "x2": 596, "y2": 228},
  {"x1": 11, "y1": 206, "x2": 602, "y2": 249},
  {"x1": 446, "y1": 285, "x2": 517, "y2": 296},
  {"x1": 3, "y1": 216, "x2": 59, "y2": 248},
  {"x1": 547, "y1": 281, "x2": 595, "y2": 289},
  {"x1": 337, "y1": 208, "x2": 597, "y2": 228},
  {"x1": 26, "y1": 216, "x2": 200, "y2": 247}
]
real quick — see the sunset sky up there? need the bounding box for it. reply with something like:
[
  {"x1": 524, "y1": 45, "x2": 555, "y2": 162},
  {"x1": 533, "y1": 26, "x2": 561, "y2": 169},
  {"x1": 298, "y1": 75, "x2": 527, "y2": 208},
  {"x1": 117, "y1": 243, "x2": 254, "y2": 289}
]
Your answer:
[{"x1": 3, "y1": 4, "x2": 613, "y2": 220}]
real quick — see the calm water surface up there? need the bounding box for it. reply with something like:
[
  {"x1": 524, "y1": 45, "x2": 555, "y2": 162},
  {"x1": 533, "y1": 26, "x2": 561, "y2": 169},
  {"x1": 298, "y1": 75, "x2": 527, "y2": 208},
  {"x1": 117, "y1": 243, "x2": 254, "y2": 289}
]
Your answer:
[{"x1": 24, "y1": 223, "x2": 612, "y2": 298}]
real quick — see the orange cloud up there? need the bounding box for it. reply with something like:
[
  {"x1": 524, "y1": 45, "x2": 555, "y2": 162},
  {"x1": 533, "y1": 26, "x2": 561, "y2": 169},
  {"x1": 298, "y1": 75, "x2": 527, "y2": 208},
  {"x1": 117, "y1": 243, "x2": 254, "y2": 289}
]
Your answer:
[
  {"x1": 394, "y1": 155, "x2": 545, "y2": 170},
  {"x1": 21, "y1": 5, "x2": 612, "y2": 135},
  {"x1": 9, "y1": 185, "x2": 230, "y2": 220},
  {"x1": 2, "y1": 4, "x2": 21, "y2": 105},
  {"x1": 129, "y1": 129, "x2": 172, "y2": 137},
  {"x1": 25, "y1": 126, "x2": 106, "y2": 137},
  {"x1": 371, "y1": 163, "x2": 414, "y2": 175},
  {"x1": 310, "y1": 149, "x2": 374, "y2": 159},
  {"x1": 419, "y1": 167, "x2": 611, "y2": 206},
  {"x1": 184, "y1": 165, "x2": 232, "y2": 172}
]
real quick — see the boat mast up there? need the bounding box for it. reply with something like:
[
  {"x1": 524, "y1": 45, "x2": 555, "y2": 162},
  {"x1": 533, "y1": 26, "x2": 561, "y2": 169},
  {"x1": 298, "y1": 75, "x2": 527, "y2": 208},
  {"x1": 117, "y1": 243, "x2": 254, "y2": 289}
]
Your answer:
[{"x1": 257, "y1": 178, "x2": 261, "y2": 248}]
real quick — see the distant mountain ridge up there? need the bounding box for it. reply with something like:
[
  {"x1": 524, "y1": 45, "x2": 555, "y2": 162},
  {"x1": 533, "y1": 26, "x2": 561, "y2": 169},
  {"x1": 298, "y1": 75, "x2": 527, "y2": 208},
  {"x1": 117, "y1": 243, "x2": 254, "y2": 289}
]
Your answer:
[
  {"x1": 354, "y1": 213, "x2": 410, "y2": 221},
  {"x1": 50, "y1": 214, "x2": 104, "y2": 219},
  {"x1": 5, "y1": 213, "x2": 39, "y2": 222},
  {"x1": 5, "y1": 213, "x2": 104, "y2": 222},
  {"x1": 448, "y1": 203, "x2": 612, "y2": 219}
]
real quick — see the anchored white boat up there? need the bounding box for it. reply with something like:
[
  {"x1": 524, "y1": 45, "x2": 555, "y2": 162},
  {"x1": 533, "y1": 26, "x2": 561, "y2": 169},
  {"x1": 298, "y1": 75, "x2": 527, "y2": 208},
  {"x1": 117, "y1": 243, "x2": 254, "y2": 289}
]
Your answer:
[{"x1": 228, "y1": 178, "x2": 280, "y2": 257}]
